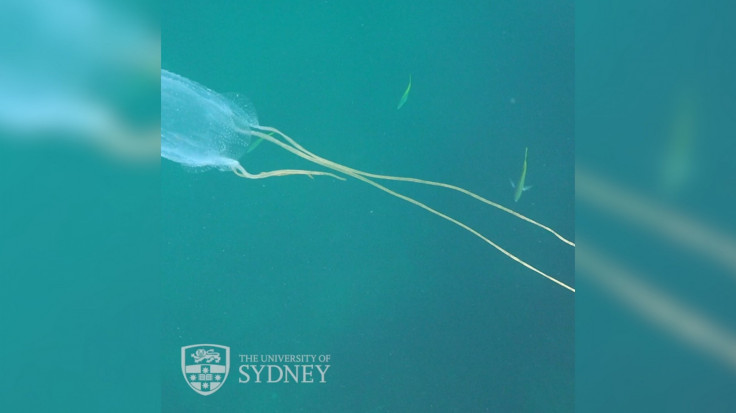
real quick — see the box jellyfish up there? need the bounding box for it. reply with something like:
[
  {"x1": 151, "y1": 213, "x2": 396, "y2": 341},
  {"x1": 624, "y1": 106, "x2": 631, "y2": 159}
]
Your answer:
[{"x1": 161, "y1": 69, "x2": 574, "y2": 292}]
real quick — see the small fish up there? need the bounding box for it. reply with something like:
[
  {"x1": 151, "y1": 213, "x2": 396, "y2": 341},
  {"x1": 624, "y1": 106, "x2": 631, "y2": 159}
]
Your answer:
[
  {"x1": 510, "y1": 147, "x2": 532, "y2": 202},
  {"x1": 396, "y1": 74, "x2": 412, "y2": 110}
]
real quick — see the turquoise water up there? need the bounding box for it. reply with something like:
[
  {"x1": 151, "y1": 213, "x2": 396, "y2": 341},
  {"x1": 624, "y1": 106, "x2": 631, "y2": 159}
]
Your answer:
[{"x1": 163, "y1": 1, "x2": 573, "y2": 411}]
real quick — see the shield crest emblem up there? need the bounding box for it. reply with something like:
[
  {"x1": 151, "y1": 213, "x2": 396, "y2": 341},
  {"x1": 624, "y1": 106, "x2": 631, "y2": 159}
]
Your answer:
[{"x1": 181, "y1": 344, "x2": 230, "y2": 396}]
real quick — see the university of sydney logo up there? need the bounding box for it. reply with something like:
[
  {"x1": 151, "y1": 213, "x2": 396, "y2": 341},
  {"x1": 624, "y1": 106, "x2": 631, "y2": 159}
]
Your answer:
[{"x1": 181, "y1": 344, "x2": 230, "y2": 396}]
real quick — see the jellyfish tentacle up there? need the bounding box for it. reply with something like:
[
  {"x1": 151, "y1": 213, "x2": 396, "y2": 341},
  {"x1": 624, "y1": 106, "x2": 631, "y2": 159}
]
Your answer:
[
  {"x1": 253, "y1": 125, "x2": 574, "y2": 247},
  {"x1": 247, "y1": 126, "x2": 574, "y2": 292},
  {"x1": 339, "y1": 164, "x2": 575, "y2": 292},
  {"x1": 231, "y1": 163, "x2": 343, "y2": 180}
]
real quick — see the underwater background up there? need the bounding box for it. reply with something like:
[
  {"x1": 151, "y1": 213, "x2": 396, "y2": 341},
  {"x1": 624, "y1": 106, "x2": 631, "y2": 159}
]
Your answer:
[
  {"x1": 162, "y1": 1, "x2": 573, "y2": 412},
  {"x1": 3, "y1": 0, "x2": 732, "y2": 411}
]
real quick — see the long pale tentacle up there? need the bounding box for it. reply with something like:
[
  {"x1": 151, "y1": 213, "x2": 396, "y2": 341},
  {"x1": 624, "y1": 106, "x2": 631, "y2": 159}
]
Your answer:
[
  {"x1": 336, "y1": 162, "x2": 575, "y2": 292},
  {"x1": 232, "y1": 163, "x2": 343, "y2": 180},
  {"x1": 254, "y1": 125, "x2": 574, "y2": 247},
  {"x1": 244, "y1": 128, "x2": 574, "y2": 292}
]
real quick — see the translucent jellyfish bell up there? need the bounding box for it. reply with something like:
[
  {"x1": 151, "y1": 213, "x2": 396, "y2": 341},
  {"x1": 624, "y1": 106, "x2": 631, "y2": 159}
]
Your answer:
[{"x1": 161, "y1": 69, "x2": 257, "y2": 171}]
